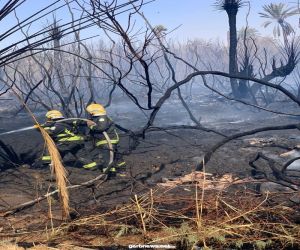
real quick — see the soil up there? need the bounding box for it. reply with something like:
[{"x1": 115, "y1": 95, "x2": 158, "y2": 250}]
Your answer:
[{"x1": 0, "y1": 98, "x2": 300, "y2": 249}]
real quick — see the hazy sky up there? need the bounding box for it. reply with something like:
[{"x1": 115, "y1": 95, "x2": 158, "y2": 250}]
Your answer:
[
  {"x1": 6, "y1": 0, "x2": 300, "y2": 45},
  {"x1": 141, "y1": 0, "x2": 300, "y2": 42}
]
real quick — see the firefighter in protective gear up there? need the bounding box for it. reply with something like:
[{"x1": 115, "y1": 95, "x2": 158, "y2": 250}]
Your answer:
[
  {"x1": 34, "y1": 110, "x2": 85, "y2": 166},
  {"x1": 79, "y1": 103, "x2": 126, "y2": 176}
]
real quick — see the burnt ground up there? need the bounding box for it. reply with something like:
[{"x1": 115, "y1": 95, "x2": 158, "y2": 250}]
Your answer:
[{"x1": 0, "y1": 98, "x2": 300, "y2": 248}]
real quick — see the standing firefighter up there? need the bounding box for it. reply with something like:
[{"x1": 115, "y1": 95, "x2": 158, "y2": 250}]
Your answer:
[
  {"x1": 34, "y1": 110, "x2": 85, "y2": 167},
  {"x1": 80, "y1": 103, "x2": 126, "y2": 176}
]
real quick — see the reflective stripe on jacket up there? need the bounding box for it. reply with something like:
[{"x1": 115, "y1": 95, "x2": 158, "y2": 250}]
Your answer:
[
  {"x1": 42, "y1": 121, "x2": 84, "y2": 142},
  {"x1": 95, "y1": 129, "x2": 119, "y2": 146},
  {"x1": 56, "y1": 128, "x2": 84, "y2": 142}
]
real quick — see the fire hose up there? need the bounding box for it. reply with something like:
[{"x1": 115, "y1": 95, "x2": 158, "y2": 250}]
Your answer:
[{"x1": 0, "y1": 118, "x2": 115, "y2": 172}]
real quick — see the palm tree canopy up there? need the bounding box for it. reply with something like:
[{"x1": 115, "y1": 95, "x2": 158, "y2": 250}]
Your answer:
[
  {"x1": 238, "y1": 27, "x2": 260, "y2": 40},
  {"x1": 259, "y1": 3, "x2": 298, "y2": 37},
  {"x1": 259, "y1": 3, "x2": 297, "y2": 20},
  {"x1": 214, "y1": 0, "x2": 245, "y2": 12},
  {"x1": 153, "y1": 25, "x2": 167, "y2": 36}
]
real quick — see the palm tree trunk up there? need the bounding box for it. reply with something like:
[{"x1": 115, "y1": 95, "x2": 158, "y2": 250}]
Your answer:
[
  {"x1": 227, "y1": 9, "x2": 239, "y2": 97},
  {"x1": 280, "y1": 24, "x2": 289, "y2": 48}
]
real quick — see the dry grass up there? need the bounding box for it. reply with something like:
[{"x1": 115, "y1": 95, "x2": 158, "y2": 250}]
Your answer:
[
  {"x1": 0, "y1": 242, "x2": 58, "y2": 250},
  {"x1": 34, "y1": 173, "x2": 298, "y2": 249},
  {"x1": 0, "y1": 242, "x2": 24, "y2": 250},
  {"x1": 1, "y1": 173, "x2": 299, "y2": 249}
]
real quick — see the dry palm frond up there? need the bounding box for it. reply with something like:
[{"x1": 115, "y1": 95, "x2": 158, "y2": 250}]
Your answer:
[
  {"x1": 35, "y1": 125, "x2": 69, "y2": 218},
  {"x1": 9, "y1": 88, "x2": 69, "y2": 218}
]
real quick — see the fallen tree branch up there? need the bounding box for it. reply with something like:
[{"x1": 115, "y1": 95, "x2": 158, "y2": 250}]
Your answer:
[
  {"x1": 249, "y1": 152, "x2": 299, "y2": 190},
  {"x1": 1, "y1": 172, "x2": 108, "y2": 217},
  {"x1": 147, "y1": 125, "x2": 227, "y2": 137},
  {"x1": 281, "y1": 156, "x2": 300, "y2": 173},
  {"x1": 197, "y1": 123, "x2": 300, "y2": 171}
]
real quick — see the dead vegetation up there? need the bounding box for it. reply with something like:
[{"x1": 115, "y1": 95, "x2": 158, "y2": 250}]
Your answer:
[
  {"x1": 1, "y1": 172, "x2": 299, "y2": 249},
  {"x1": 1, "y1": 1, "x2": 300, "y2": 249}
]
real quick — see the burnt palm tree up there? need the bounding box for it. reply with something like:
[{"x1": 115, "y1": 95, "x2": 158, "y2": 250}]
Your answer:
[
  {"x1": 215, "y1": 0, "x2": 245, "y2": 98},
  {"x1": 259, "y1": 3, "x2": 297, "y2": 46}
]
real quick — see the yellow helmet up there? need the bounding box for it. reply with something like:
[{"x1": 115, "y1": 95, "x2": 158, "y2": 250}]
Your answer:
[
  {"x1": 86, "y1": 103, "x2": 106, "y2": 116},
  {"x1": 46, "y1": 110, "x2": 64, "y2": 120}
]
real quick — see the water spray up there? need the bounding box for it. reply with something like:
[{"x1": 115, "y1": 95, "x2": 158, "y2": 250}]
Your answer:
[{"x1": 0, "y1": 126, "x2": 35, "y2": 136}]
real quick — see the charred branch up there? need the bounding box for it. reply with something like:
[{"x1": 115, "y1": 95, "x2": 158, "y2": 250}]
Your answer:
[
  {"x1": 197, "y1": 123, "x2": 300, "y2": 171},
  {"x1": 249, "y1": 152, "x2": 299, "y2": 189}
]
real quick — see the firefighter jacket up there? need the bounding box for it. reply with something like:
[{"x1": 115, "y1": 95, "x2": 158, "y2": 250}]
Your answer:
[
  {"x1": 88, "y1": 115, "x2": 119, "y2": 147},
  {"x1": 42, "y1": 120, "x2": 84, "y2": 143}
]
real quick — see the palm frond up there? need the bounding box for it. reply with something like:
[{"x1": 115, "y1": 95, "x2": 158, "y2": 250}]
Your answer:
[
  {"x1": 259, "y1": 12, "x2": 273, "y2": 19},
  {"x1": 214, "y1": 0, "x2": 245, "y2": 11},
  {"x1": 282, "y1": 21, "x2": 295, "y2": 35},
  {"x1": 275, "y1": 25, "x2": 281, "y2": 37},
  {"x1": 262, "y1": 20, "x2": 272, "y2": 28}
]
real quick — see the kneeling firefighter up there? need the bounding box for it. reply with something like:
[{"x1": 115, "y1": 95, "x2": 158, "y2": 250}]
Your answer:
[
  {"x1": 34, "y1": 110, "x2": 85, "y2": 167},
  {"x1": 78, "y1": 103, "x2": 126, "y2": 176}
]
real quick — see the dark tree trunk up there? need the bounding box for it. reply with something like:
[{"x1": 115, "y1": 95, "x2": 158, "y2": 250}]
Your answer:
[
  {"x1": 227, "y1": 9, "x2": 239, "y2": 97},
  {"x1": 53, "y1": 38, "x2": 69, "y2": 115}
]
